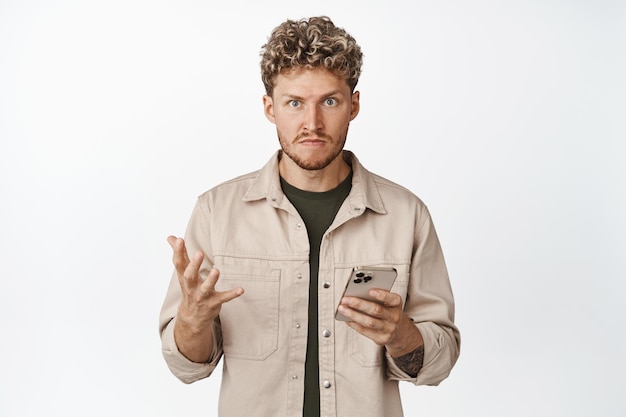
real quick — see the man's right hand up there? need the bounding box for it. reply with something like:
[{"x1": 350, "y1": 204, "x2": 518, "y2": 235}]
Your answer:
[{"x1": 167, "y1": 235, "x2": 244, "y2": 362}]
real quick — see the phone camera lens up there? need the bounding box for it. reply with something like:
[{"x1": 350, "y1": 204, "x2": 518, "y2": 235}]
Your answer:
[
  {"x1": 364, "y1": 275, "x2": 372, "y2": 283},
  {"x1": 353, "y1": 278, "x2": 362, "y2": 284},
  {"x1": 356, "y1": 272, "x2": 365, "y2": 278}
]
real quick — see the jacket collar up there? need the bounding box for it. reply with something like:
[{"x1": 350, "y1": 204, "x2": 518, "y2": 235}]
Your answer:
[{"x1": 243, "y1": 150, "x2": 387, "y2": 215}]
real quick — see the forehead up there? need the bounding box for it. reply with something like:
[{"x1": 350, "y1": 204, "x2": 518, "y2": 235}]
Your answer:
[{"x1": 272, "y1": 67, "x2": 351, "y2": 96}]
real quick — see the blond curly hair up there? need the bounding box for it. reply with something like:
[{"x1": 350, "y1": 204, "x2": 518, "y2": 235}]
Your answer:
[{"x1": 260, "y1": 16, "x2": 363, "y2": 95}]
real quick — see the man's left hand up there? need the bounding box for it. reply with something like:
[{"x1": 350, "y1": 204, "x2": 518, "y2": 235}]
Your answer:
[{"x1": 338, "y1": 290, "x2": 423, "y2": 358}]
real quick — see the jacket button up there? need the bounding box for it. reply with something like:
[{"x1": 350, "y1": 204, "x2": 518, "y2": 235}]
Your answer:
[
  {"x1": 323, "y1": 281, "x2": 331, "y2": 288},
  {"x1": 322, "y1": 329, "x2": 331, "y2": 338},
  {"x1": 323, "y1": 380, "x2": 331, "y2": 389}
]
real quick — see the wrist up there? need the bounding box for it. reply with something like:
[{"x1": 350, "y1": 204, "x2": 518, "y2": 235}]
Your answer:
[
  {"x1": 386, "y1": 316, "x2": 424, "y2": 358},
  {"x1": 173, "y1": 316, "x2": 214, "y2": 363}
]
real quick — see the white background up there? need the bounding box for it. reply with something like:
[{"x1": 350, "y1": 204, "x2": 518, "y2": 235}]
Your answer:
[{"x1": 1, "y1": 0, "x2": 625, "y2": 416}]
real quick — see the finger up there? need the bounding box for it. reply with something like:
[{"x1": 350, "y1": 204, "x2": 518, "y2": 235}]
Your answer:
[
  {"x1": 181, "y1": 250, "x2": 205, "y2": 287},
  {"x1": 344, "y1": 319, "x2": 389, "y2": 346},
  {"x1": 337, "y1": 304, "x2": 357, "y2": 321},
  {"x1": 341, "y1": 305, "x2": 398, "y2": 347},
  {"x1": 200, "y1": 267, "x2": 221, "y2": 292},
  {"x1": 341, "y1": 296, "x2": 385, "y2": 318},
  {"x1": 339, "y1": 304, "x2": 383, "y2": 331},
  {"x1": 166, "y1": 235, "x2": 178, "y2": 249},
  {"x1": 200, "y1": 268, "x2": 243, "y2": 302},
  {"x1": 216, "y1": 287, "x2": 245, "y2": 304},
  {"x1": 368, "y1": 289, "x2": 402, "y2": 308},
  {"x1": 168, "y1": 236, "x2": 190, "y2": 274},
  {"x1": 167, "y1": 235, "x2": 187, "y2": 256}
]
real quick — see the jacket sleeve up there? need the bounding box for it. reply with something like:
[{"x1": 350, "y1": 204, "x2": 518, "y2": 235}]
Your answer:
[
  {"x1": 386, "y1": 206, "x2": 460, "y2": 385},
  {"x1": 158, "y1": 195, "x2": 224, "y2": 384}
]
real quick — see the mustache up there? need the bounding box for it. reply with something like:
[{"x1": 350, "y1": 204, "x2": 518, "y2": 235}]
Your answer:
[{"x1": 294, "y1": 131, "x2": 333, "y2": 142}]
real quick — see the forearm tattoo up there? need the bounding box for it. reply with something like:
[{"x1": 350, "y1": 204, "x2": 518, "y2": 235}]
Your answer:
[{"x1": 392, "y1": 345, "x2": 424, "y2": 378}]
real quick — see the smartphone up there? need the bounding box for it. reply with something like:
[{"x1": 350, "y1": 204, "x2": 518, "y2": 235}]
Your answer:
[{"x1": 335, "y1": 266, "x2": 398, "y2": 321}]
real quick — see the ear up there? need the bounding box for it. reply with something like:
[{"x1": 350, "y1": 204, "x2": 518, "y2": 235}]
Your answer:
[
  {"x1": 350, "y1": 91, "x2": 360, "y2": 121},
  {"x1": 263, "y1": 95, "x2": 276, "y2": 124}
]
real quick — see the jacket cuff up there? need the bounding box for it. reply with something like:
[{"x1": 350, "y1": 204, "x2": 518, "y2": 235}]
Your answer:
[
  {"x1": 161, "y1": 318, "x2": 218, "y2": 384},
  {"x1": 385, "y1": 350, "x2": 416, "y2": 382},
  {"x1": 386, "y1": 322, "x2": 457, "y2": 386}
]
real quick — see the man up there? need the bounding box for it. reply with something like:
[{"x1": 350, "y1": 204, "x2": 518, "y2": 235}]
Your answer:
[{"x1": 159, "y1": 16, "x2": 460, "y2": 417}]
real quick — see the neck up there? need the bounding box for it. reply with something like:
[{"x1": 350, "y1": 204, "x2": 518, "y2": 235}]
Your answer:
[{"x1": 279, "y1": 152, "x2": 351, "y2": 192}]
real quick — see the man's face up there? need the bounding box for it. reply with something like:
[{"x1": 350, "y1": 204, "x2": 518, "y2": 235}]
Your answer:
[{"x1": 263, "y1": 67, "x2": 360, "y2": 171}]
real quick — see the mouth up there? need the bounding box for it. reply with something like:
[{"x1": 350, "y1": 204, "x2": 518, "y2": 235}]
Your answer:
[
  {"x1": 295, "y1": 133, "x2": 331, "y2": 146},
  {"x1": 299, "y1": 138, "x2": 325, "y2": 145}
]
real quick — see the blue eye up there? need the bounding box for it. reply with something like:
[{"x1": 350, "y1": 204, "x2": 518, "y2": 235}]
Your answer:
[
  {"x1": 325, "y1": 98, "x2": 336, "y2": 106},
  {"x1": 289, "y1": 100, "x2": 301, "y2": 108}
]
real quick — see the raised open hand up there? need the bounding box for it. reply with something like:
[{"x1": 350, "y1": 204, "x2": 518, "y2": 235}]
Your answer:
[{"x1": 167, "y1": 236, "x2": 244, "y2": 362}]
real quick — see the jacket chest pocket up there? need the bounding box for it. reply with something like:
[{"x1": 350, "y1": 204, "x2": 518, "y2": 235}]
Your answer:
[{"x1": 214, "y1": 268, "x2": 281, "y2": 360}]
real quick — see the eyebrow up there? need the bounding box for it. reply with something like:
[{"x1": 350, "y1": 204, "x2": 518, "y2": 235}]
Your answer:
[{"x1": 281, "y1": 90, "x2": 344, "y2": 101}]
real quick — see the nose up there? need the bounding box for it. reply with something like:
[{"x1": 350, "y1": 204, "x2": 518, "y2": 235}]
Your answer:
[{"x1": 303, "y1": 104, "x2": 323, "y2": 131}]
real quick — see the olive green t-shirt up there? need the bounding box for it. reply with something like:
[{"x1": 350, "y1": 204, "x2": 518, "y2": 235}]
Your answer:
[{"x1": 280, "y1": 172, "x2": 352, "y2": 417}]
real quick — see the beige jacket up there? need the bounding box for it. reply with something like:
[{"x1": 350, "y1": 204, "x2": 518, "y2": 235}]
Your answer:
[{"x1": 159, "y1": 151, "x2": 460, "y2": 417}]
